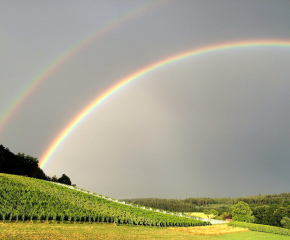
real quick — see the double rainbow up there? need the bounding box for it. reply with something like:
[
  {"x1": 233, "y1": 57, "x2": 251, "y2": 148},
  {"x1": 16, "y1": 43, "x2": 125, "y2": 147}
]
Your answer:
[{"x1": 39, "y1": 39, "x2": 290, "y2": 169}]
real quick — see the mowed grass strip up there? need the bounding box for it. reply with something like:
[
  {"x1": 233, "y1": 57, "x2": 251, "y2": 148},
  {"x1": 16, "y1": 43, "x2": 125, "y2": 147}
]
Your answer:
[
  {"x1": 170, "y1": 224, "x2": 248, "y2": 236},
  {"x1": 213, "y1": 230, "x2": 290, "y2": 240},
  {"x1": 186, "y1": 212, "x2": 214, "y2": 219}
]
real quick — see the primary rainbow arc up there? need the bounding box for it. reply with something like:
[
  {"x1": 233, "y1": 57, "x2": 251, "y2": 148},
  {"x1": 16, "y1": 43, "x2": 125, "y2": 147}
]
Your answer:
[{"x1": 39, "y1": 39, "x2": 290, "y2": 169}]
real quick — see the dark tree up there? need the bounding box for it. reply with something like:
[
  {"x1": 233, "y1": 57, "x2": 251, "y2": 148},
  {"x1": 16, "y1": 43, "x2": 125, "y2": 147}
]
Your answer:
[
  {"x1": 0, "y1": 144, "x2": 51, "y2": 181},
  {"x1": 0, "y1": 145, "x2": 5, "y2": 172},
  {"x1": 57, "y1": 174, "x2": 71, "y2": 185}
]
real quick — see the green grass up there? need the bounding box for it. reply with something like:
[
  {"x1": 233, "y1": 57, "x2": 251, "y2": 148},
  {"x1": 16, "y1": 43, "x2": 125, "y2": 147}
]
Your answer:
[
  {"x1": 228, "y1": 221, "x2": 290, "y2": 236},
  {"x1": 213, "y1": 231, "x2": 290, "y2": 239},
  {"x1": 1, "y1": 222, "x2": 289, "y2": 239}
]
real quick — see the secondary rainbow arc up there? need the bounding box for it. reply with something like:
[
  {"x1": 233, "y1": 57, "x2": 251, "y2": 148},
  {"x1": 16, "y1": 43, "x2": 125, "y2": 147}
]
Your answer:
[
  {"x1": 0, "y1": 1, "x2": 162, "y2": 136},
  {"x1": 39, "y1": 39, "x2": 290, "y2": 169}
]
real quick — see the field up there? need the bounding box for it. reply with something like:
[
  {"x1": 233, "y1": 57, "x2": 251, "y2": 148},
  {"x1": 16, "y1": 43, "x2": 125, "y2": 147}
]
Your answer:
[
  {"x1": 1, "y1": 222, "x2": 290, "y2": 240},
  {"x1": 0, "y1": 222, "x2": 214, "y2": 240},
  {"x1": 170, "y1": 224, "x2": 249, "y2": 235},
  {"x1": 2, "y1": 173, "x2": 290, "y2": 239}
]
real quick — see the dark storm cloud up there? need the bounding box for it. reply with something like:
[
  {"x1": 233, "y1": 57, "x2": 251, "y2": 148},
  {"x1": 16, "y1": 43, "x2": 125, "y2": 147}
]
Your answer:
[{"x1": 1, "y1": 0, "x2": 290, "y2": 199}]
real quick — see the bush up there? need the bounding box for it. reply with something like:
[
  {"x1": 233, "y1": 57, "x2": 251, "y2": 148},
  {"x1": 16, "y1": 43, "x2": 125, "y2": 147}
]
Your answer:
[{"x1": 281, "y1": 217, "x2": 290, "y2": 229}]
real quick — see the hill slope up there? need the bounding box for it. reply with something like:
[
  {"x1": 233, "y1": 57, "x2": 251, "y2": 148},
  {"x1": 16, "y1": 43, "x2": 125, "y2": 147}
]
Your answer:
[{"x1": 0, "y1": 173, "x2": 207, "y2": 227}]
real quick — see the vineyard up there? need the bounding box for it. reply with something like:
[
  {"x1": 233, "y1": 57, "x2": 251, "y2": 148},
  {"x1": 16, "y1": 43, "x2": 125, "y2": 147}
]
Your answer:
[{"x1": 0, "y1": 173, "x2": 208, "y2": 227}]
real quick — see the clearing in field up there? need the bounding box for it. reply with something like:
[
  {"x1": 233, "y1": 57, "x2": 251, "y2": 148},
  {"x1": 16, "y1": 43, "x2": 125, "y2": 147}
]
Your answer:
[
  {"x1": 186, "y1": 212, "x2": 214, "y2": 219},
  {"x1": 170, "y1": 224, "x2": 249, "y2": 236}
]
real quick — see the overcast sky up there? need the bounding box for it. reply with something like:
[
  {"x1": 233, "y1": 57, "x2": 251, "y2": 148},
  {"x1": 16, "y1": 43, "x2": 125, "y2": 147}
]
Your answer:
[{"x1": 1, "y1": 0, "x2": 290, "y2": 199}]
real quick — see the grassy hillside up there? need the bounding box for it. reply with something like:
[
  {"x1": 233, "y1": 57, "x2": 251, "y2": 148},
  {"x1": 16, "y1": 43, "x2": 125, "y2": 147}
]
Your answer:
[{"x1": 0, "y1": 173, "x2": 207, "y2": 227}]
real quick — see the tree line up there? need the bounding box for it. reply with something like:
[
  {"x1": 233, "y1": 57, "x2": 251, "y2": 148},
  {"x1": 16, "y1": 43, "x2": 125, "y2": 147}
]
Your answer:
[
  {"x1": 0, "y1": 144, "x2": 71, "y2": 185},
  {"x1": 228, "y1": 201, "x2": 290, "y2": 231},
  {"x1": 125, "y1": 193, "x2": 290, "y2": 214},
  {"x1": 124, "y1": 195, "x2": 290, "y2": 229}
]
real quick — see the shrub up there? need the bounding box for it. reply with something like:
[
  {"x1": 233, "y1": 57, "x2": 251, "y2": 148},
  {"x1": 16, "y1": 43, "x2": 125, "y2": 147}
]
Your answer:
[{"x1": 281, "y1": 217, "x2": 290, "y2": 229}]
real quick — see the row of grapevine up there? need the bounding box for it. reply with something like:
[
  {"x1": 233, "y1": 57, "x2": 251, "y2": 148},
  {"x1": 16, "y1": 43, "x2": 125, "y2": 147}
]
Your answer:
[
  {"x1": 51, "y1": 182, "x2": 219, "y2": 223},
  {"x1": 0, "y1": 173, "x2": 209, "y2": 227}
]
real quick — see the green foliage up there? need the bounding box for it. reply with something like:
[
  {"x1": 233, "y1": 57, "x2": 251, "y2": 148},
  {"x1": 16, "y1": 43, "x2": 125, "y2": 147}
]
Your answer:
[
  {"x1": 203, "y1": 209, "x2": 210, "y2": 218},
  {"x1": 125, "y1": 192, "x2": 290, "y2": 214},
  {"x1": 228, "y1": 221, "x2": 290, "y2": 236},
  {"x1": 203, "y1": 209, "x2": 210, "y2": 214},
  {"x1": 51, "y1": 175, "x2": 58, "y2": 182},
  {"x1": 0, "y1": 173, "x2": 207, "y2": 227},
  {"x1": 230, "y1": 201, "x2": 255, "y2": 223},
  {"x1": 281, "y1": 217, "x2": 290, "y2": 229},
  {"x1": 203, "y1": 209, "x2": 218, "y2": 218},
  {"x1": 253, "y1": 205, "x2": 271, "y2": 225},
  {"x1": 209, "y1": 209, "x2": 218, "y2": 216}
]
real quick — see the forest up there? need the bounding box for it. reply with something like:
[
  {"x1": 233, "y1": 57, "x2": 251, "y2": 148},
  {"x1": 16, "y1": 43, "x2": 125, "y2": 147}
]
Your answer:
[
  {"x1": 124, "y1": 194, "x2": 290, "y2": 213},
  {"x1": 124, "y1": 194, "x2": 290, "y2": 228}
]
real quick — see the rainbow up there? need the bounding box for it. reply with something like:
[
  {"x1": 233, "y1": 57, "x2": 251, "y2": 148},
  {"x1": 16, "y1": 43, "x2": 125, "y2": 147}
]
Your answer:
[
  {"x1": 39, "y1": 39, "x2": 290, "y2": 169},
  {"x1": 0, "y1": 1, "x2": 162, "y2": 136}
]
